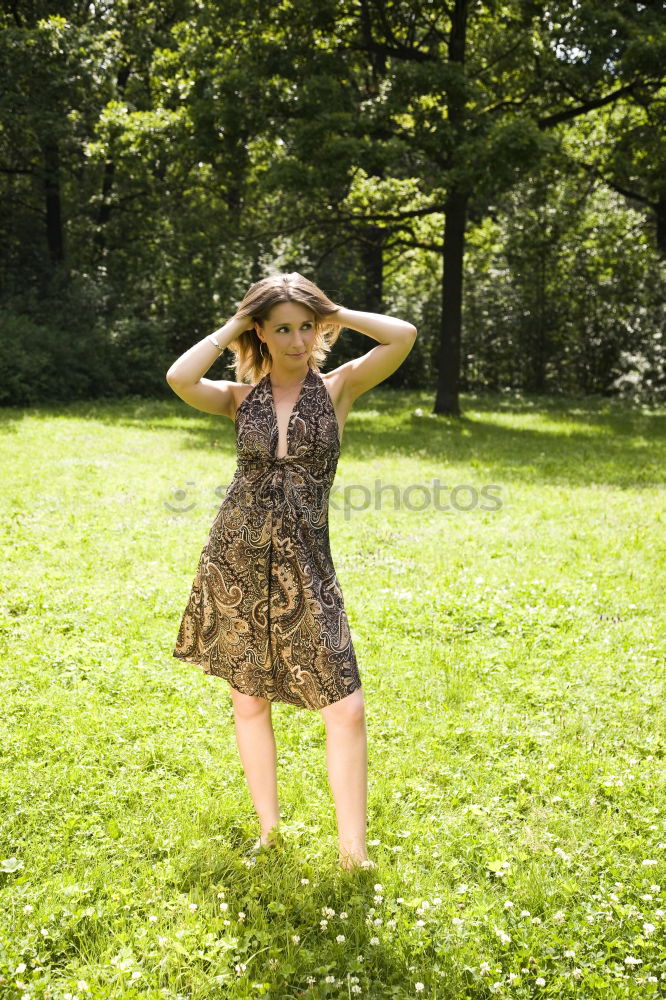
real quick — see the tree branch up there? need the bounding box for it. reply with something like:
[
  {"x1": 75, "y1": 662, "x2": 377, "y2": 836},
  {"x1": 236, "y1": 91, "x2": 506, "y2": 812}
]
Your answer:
[
  {"x1": 575, "y1": 158, "x2": 654, "y2": 208},
  {"x1": 537, "y1": 78, "x2": 662, "y2": 129}
]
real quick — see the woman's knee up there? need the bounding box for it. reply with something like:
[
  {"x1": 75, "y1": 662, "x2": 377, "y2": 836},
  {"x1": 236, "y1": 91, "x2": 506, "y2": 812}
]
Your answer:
[
  {"x1": 320, "y1": 687, "x2": 365, "y2": 726},
  {"x1": 228, "y1": 683, "x2": 272, "y2": 719}
]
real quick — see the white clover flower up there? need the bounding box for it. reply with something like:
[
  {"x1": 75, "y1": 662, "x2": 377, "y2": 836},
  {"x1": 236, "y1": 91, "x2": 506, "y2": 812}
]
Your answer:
[
  {"x1": 415, "y1": 919, "x2": 425, "y2": 927},
  {"x1": 76, "y1": 982, "x2": 89, "y2": 994},
  {"x1": 643, "y1": 923, "x2": 656, "y2": 936},
  {"x1": 148, "y1": 914, "x2": 158, "y2": 923},
  {"x1": 370, "y1": 936, "x2": 380, "y2": 945},
  {"x1": 301, "y1": 877, "x2": 310, "y2": 885},
  {"x1": 531, "y1": 916, "x2": 542, "y2": 925},
  {"x1": 292, "y1": 934, "x2": 300, "y2": 944},
  {"x1": 535, "y1": 976, "x2": 546, "y2": 986},
  {"x1": 552, "y1": 910, "x2": 565, "y2": 922},
  {"x1": 642, "y1": 860, "x2": 658, "y2": 866},
  {"x1": 23, "y1": 905, "x2": 34, "y2": 914},
  {"x1": 387, "y1": 918, "x2": 397, "y2": 928},
  {"x1": 432, "y1": 897, "x2": 442, "y2": 905},
  {"x1": 325, "y1": 975, "x2": 335, "y2": 983},
  {"x1": 374, "y1": 883, "x2": 383, "y2": 892},
  {"x1": 351, "y1": 987, "x2": 362, "y2": 995},
  {"x1": 520, "y1": 910, "x2": 530, "y2": 917},
  {"x1": 415, "y1": 984, "x2": 424, "y2": 993},
  {"x1": 320, "y1": 919, "x2": 328, "y2": 929},
  {"x1": 503, "y1": 900, "x2": 514, "y2": 910},
  {"x1": 396, "y1": 897, "x2": 404, "y2": 904},
  {"x1": 374, "y1": 918, "x2": 382, "y2": 926},
  {"x1": 572, "y1": 968, "x2": 582, "y2": 979},
  {"x1": 452, "y1": 917, "x2": 464, "y2": 926},
  {"x1": 336, "y1": 934, "x2": 345, "y2": 943},
  {"x1": 157, "y1": 935, "x2": 168, "y2": 946},
  {"x1": 188, "y1": 903, "x2": 197, "y2": 911},
  {"x1": 219, "y1": 902, "x2": 229, "y2": 911},
  {"x1": 489, "y1": 983, "x2": 502, "y2": 994},
  {"x1": 508, "y1": 972, "x2": 519, "y2": 983},
  {"x1": 624, "y1": 956, "x2": 643, "y2": 965},
  {"x1": 479, "y1": 961, "x2": 491, "y2": 975},
  {"x1": 237, "y1": 911, "x2": 246, "y2": 921},
  {"x1": 564, "y1": 949, "x2": 576, "y2": 958}
]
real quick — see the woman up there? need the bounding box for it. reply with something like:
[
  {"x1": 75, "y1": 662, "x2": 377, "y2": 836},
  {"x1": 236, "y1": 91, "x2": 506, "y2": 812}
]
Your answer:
[{"x1": 166, "y1": 272, "x2": 417, "y2": 870}]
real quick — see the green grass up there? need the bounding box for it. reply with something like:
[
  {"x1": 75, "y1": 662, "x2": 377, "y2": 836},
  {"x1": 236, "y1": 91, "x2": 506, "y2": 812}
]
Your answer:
[{"x1": 1, "y1": 389, "x2": 664, "y2": 1000}]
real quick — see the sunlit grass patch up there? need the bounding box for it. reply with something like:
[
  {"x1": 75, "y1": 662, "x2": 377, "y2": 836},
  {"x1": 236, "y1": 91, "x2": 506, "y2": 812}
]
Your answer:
[{"x1": 0, "y1": 391, "x2": 664, "y2": 999}]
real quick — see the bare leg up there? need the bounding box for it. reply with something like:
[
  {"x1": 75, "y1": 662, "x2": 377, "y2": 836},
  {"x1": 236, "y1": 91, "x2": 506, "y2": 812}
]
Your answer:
[
  {"x1": 320, "y1": 688, "x2": 374, "y2": 870},
  {"x1": 228, "y1": 684, "x2": 280, "y2": 845}
]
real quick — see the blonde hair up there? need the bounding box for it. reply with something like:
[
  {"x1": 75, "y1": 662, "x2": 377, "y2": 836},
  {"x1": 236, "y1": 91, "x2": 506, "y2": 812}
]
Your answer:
[{"x1": 225, "y1": 272, "x2": 344, "y2": 384}]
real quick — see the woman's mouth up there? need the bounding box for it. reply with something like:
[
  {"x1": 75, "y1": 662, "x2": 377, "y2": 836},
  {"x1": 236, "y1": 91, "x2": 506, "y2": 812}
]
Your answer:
[{"x1": 289, "y1": 352, "x2": 306, "y2": 357}]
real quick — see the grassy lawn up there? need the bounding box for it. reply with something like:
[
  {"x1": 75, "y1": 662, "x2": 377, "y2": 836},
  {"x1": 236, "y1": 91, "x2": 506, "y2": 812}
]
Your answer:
[{"x1": 1, "y1": 389, "x2": 664, "y2": 1000}]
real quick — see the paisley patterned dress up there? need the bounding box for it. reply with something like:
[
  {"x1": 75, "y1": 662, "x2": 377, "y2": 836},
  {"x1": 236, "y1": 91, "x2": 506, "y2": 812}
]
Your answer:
[{"x1": 172, "y1": 366, "x2": 362, "y2": 709}]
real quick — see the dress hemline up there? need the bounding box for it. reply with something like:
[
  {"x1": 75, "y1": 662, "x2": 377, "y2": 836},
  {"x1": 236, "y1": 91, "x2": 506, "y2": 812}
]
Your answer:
[{"x1": 172, "y1": 650, "x2": 362, "y2": 710}]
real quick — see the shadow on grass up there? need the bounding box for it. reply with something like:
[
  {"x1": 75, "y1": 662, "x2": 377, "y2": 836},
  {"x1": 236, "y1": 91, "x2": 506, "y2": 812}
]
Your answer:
[{"x1": 1, "y1": 389, "x2": 664, "y2": 489}]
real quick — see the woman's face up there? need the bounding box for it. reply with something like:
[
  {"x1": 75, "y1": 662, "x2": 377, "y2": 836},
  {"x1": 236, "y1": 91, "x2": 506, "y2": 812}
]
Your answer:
[{"x1": 255, "y1": 301, "x2": 316, "y2": 365}]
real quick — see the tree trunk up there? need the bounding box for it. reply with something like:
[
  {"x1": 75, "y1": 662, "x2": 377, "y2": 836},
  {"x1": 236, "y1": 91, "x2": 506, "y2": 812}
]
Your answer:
[
  {"x1": 359, "y1": 224, "x2": 384, "y2": 312},
  {"x1": 435, "y1": 189, "x2": 469, "y2": 416},
  {"x1": 434, "y1": 0, "x2": 469, "y2": 417},
  {"x1": 43, "y1": 138, "x2": 64, "y2": 265},
  {"x1": 656, "y1": 194, "x2": 666, "y2": 257},
  {"x1": 94, "y1": 63, "x2": 131, "y2": 254}
]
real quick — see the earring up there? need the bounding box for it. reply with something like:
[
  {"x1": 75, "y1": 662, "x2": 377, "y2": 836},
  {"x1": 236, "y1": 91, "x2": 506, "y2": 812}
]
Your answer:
[{"x1": 259, "y1": 341, "x2": 269, "y2": 358}]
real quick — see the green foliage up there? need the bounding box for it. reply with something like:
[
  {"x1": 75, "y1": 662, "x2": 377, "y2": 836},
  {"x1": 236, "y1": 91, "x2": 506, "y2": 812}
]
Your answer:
[
  {"x1": 0, "y1": 0, "x2": 663, "y2": 404},
  {"x1": 462, "y1": 162, "x2": 666, "y2": 401}
]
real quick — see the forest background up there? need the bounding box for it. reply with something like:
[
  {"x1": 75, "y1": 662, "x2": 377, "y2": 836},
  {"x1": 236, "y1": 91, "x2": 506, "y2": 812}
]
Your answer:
[{"x1": 1, "y1": 0, "x2": 664, "y2": 414}]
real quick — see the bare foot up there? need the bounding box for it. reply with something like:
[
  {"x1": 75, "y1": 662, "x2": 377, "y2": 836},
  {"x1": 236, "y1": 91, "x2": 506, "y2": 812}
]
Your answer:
[
  {"x1": 338, "y1": 849, "x2": 375, "y2": 871},
  {"x1": 258, "y1": 824, "x2": 281, "y2": 849}
]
